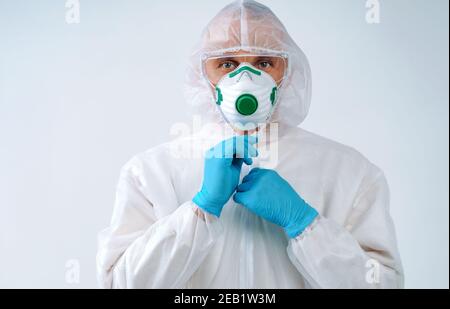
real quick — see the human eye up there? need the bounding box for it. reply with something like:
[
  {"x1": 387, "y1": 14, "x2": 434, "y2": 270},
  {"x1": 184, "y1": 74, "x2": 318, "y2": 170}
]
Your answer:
[
  {"x1": 257, "y1": 60, "x2": 273, "y2": 69},
  {"x1": 218, "y1": 61, "x2": 237, "y2": 70}
]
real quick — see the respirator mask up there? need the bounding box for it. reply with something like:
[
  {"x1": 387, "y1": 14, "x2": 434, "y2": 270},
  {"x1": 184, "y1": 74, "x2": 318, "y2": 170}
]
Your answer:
[{"x1": 202, "y1": 53, "x2": 288, "y2": 131}]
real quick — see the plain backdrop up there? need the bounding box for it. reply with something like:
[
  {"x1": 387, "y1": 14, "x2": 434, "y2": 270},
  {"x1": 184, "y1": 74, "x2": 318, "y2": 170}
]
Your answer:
[{"x1": 0, "y1": 0, "x2": 448, "y2": 288}]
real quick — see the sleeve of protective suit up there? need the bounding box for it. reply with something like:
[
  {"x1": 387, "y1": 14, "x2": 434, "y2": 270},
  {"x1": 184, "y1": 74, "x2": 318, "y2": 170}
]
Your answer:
[
  {"x1": 286, "y1": 171, "x2": 404, "y2": 289},
  {"x1": 96, "y1": 159, "x2": 224, "y2": 289}
]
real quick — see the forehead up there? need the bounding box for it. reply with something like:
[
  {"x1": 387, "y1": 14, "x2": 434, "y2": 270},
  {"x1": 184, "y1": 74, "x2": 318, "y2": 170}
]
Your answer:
[{"x1": 224, "y1": 50, "x2": 257, "y2": 56}]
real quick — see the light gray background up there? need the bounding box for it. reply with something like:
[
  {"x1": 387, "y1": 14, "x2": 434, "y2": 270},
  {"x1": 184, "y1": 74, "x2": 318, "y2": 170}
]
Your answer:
[{"x1": 0, "y1": 0, "x2": 448, "y2": 288}]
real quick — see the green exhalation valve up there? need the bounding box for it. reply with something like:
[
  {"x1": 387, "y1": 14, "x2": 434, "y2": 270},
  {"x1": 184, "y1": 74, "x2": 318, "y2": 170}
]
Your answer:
[{"x1": 235, "y1": 94, "x2": 258, "y2": 116}]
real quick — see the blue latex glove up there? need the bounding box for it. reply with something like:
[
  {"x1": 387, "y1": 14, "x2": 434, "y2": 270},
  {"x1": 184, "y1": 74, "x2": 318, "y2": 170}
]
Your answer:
[
  {"x1": 193, "y1": 135, "x2": 258, "y2": 217},
  {"x1": 234, "y1": 168, "x2": 318, "y2": 238}
]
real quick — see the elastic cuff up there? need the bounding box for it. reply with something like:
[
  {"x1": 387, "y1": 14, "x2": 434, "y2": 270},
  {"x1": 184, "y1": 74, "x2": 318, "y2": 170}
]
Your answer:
[
  {"x1": 284, "y1": 206, "x2": 319, "y2": 239},
  {"x1": 192, "y1": 191, "x2": 223, "y2": 218}
]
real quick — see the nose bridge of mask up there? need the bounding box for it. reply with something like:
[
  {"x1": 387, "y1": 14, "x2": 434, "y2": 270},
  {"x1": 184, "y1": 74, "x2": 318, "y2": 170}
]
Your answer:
[
  {"x1": 229, "y1": 63, "x2": 262, "y2": 80},
  {"x1": 237, "y1": 70, "x2": 253, "y2": 83}
]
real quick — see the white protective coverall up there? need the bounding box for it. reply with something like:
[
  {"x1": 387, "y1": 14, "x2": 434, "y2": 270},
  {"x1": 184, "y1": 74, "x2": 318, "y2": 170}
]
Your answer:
[{"x1": 96, "y1": 0, "x2": 404, "y2": 289}]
